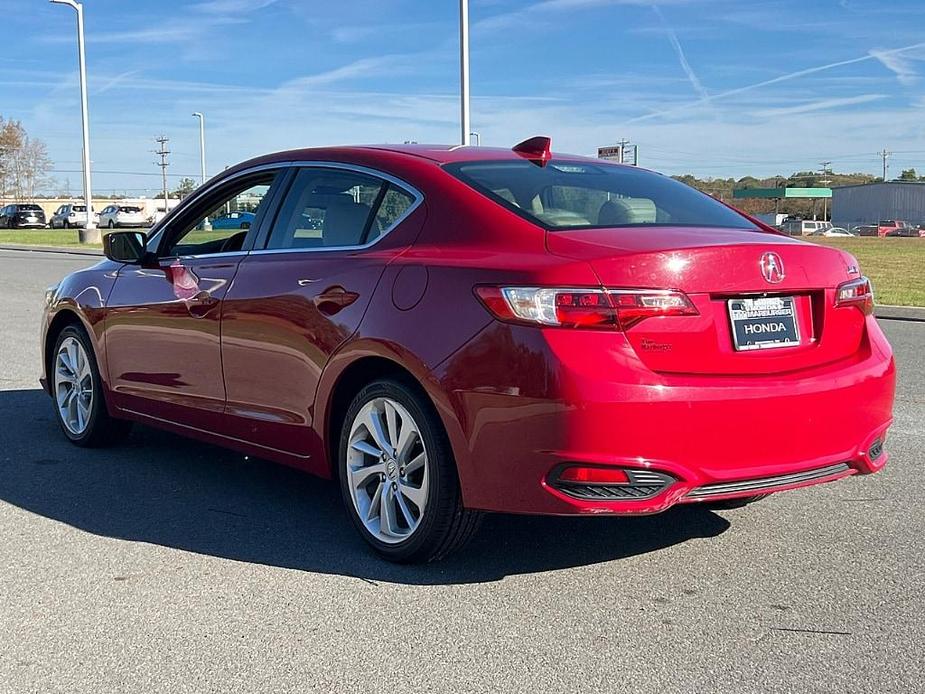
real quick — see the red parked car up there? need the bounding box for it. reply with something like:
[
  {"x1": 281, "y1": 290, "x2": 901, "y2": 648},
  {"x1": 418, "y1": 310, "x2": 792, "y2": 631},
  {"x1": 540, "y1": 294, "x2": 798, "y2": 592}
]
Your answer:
[{"x1": 40, "y1": 138, "x2": 895, "y2": 562}]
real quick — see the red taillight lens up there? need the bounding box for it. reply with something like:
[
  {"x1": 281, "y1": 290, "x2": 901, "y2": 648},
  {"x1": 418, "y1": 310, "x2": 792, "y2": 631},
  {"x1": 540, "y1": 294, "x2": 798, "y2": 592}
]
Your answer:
[
  {"x1": 474, "y1": 286, "x2": 697, "y2": 330},
  {"x1": 557, "y1": 466, "x2": 630, "y2": 484},
  {"x1": 835, "y1": 276, "x2": 874, "y2": 315}
]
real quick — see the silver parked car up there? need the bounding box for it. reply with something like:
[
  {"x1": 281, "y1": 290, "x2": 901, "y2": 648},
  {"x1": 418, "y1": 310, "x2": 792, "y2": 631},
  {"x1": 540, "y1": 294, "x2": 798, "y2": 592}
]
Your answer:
[
  {"x1": 99, "y1": 204, "x2": 147, "y2": 229},
  {"x1": 50, "y1": 203, "x2": 99, "y2": 229}
]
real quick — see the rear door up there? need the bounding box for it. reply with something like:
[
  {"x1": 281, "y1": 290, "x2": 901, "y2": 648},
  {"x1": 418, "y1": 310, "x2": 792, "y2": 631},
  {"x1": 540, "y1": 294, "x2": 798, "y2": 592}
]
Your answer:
[
  {"x1": 220, "y1": 164, "x2": 422, "y2": 461},
  {"x1": 104, "y1": 169, "x2": 284, "y2": 428}
]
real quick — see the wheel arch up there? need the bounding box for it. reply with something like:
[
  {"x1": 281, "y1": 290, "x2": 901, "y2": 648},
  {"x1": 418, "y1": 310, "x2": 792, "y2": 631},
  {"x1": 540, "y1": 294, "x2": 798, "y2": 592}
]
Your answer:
[
  {"x1": 317, "y1": 344, "x2": 463, "y2": 485},
  {"x1": 43, "y1": 307, "x2": 103, "y2": 396}
]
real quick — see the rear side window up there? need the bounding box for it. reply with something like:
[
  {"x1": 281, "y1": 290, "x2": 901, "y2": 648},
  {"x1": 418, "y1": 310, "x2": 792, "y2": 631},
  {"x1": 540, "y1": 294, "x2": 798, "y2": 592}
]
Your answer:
[
  {"x1": 445, "y1": 160, "x2": 757, "y2": 231},
  {"x1": 266, "y1": 168, "x2": 417, "y2": 250}
]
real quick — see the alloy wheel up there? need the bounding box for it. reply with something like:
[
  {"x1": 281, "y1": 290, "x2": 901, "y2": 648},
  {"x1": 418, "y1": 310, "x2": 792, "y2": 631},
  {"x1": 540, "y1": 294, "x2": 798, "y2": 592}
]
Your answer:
[
  {"x1": 346, "y1": 397, "x2": 429, "y2": 544},
  {"x1": 54, "y1": 336, "x2": 94, "y2": 436}
]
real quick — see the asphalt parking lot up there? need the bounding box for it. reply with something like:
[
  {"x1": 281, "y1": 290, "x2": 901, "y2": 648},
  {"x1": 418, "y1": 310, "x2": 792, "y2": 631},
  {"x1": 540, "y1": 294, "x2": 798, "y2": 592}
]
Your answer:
[{"x1": 0, "y1": 248, "x2": 922, "y2": 693}]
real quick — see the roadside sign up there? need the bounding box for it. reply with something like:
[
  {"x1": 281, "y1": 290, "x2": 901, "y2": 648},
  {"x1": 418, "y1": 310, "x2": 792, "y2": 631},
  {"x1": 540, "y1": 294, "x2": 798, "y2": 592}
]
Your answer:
[{"x1": 597, "y1": 145, "x2": 623, "y2": 161}]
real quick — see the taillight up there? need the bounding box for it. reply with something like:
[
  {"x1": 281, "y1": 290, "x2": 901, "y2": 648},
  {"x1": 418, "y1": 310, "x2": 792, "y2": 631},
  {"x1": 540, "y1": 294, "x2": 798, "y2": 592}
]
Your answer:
[
  {"x1": 474, "y1": 286, "x2": 697, "y2": 330},
  {"x1": 835, "y1": 276, "x2": 874, "y2": 315}
]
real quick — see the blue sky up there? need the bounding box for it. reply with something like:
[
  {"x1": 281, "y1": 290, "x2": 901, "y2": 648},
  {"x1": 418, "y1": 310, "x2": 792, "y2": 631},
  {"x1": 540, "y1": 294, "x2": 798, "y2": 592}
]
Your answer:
[{"x1": 2, "y1": 0, "x2": 925, "y2": 194}]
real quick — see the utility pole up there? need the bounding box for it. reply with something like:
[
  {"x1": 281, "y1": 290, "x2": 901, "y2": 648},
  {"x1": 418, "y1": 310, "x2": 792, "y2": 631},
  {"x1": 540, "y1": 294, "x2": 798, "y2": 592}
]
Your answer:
[
  {"x1": 818, "y1": 161, "x2": 832, "y2": 221},
  {"x1": 155, "y1": 136, "x2": 170, "y2": 219},
  {"x1": 878, "y1": 149, "x2": 891, "y2": 181}
]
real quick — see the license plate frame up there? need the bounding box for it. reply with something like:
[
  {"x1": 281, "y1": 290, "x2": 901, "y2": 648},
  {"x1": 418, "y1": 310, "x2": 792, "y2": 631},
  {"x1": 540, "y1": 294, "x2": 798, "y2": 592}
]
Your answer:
[{"x1": 727, "y1": 296, "x2": 800, "y2": 351}]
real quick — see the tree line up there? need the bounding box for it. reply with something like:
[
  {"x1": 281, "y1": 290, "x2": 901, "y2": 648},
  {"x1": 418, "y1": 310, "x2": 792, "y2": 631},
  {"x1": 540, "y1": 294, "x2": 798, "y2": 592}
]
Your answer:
[{"x1": 0, "y1": 117, "x2": 52, "y2": 201}]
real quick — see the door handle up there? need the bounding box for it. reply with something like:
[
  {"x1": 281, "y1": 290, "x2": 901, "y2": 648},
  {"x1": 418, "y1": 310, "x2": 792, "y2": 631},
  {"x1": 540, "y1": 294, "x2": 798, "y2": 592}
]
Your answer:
[
  {"x1": 314, "y1": 285, "x2": 359, "y2": 315},
  {"x1": 187, "y1": 290, "x2": 219, "y2": 317}
]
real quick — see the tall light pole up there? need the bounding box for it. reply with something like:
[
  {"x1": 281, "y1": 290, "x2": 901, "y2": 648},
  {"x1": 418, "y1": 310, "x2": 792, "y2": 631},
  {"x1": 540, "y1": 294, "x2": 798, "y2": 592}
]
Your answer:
[
  {"x1": 50, "y1": 0, "x2": 97, "y2": 242},
  {"x1": 192, "y1": 112, "x2": 206, "y2": 185},
  {"x1": 459, "y1": 0, "x2": 470, "y2": 146}
]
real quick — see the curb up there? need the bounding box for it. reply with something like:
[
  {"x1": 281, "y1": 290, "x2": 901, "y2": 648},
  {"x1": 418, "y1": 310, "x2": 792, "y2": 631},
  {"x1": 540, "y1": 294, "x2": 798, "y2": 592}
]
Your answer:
[
  {"x1": 0, "y1": 243, "x2": 102, "y2": 257},
  {"x1": 875, "y1": 304, "x2": 925, "y2": 322}
]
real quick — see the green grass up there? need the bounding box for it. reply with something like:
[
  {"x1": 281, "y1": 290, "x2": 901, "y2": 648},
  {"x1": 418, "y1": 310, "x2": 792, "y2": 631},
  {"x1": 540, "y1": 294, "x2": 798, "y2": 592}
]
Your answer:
[
  {"x1": 0, "y1": 229, "x2": 102, "y2": 248},
  {"x1": 809, "y1": 237, "x2": 925, "y2": 307}
]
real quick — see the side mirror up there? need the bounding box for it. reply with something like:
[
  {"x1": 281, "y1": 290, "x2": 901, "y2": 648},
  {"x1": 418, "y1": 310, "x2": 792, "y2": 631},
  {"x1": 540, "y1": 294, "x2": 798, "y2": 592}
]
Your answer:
[{"x1": 103, "y1": 231, "x2": 148, "y2": 263}]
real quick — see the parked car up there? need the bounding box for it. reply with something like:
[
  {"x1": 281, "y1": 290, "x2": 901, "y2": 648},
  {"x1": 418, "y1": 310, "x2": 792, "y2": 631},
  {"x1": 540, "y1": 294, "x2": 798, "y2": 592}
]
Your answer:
[
  {"x1": 811, "y1": 227, "x2": 855, "y2": 237},
  {"x1": 210, "y1": 210, "x2": 256, "y2": 230},
  {"x1": 0, "y1": 203, "x2": 47, "y2": 228},
  {"x1": 99, "y1": 204, "x2": 147, "y2": 229},
  {"x1": 50, "y1": 203, "x2": 99, "y2": 229},
  {"x1": 855, "y1": 224, "x2": 879, "y2": 237},
  {"x1": 779, "y1": 219, "x2": 832, "y2": 236},
  {"x1": 877, "y1": 220, "x2": 909, "y2": 237},
  {"x1": 40, "y1": 138, "x2": 896, "y2": 562}
]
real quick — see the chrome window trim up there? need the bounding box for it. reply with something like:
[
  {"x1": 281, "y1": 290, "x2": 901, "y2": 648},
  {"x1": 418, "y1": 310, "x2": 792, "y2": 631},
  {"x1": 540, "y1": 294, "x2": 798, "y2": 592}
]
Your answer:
[
  {"x1": 251, "y1": 160, "x2": 425, "y2": 256},
  {"x1": 145, "y1": 161, "x2": 292, "y2": 255}
]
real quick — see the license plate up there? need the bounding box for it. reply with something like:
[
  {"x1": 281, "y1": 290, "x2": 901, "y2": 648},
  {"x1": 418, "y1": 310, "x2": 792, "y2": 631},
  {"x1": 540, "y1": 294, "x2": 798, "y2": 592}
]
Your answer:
[{"x1": 728, "y1": 296, "x2": 800, "y2": 351}]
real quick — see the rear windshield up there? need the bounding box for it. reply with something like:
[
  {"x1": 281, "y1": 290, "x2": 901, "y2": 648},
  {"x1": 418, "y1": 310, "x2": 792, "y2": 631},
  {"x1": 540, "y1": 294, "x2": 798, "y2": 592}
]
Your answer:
[
  {"x1": 18, "y1": 204, "x2": 42, "y2": 211},
  {"x1": 73, "y1": 205, "x2": 86, "y2": 212},
  {"x1": 119, "y1": 206, "x2": 142, "y2": 213},
  {"x1": 445, "y1": 160, "x2": 757, "y2": 231}
]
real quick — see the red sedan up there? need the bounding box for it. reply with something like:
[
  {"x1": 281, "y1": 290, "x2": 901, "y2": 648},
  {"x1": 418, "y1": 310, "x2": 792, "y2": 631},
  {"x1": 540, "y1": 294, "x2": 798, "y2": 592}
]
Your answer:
[{"x1": 41, "y1": 138, "x2": 895, "y2": 562}]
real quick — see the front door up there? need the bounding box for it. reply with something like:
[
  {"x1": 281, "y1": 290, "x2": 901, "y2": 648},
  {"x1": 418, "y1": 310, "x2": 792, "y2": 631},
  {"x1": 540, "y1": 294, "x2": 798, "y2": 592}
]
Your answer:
[
  {"x1": 220, "y1": 165, "x2": 421, "y2": 466},
  {"x1": 104, "y1": 171, "x2": 282, "y2": 429}
]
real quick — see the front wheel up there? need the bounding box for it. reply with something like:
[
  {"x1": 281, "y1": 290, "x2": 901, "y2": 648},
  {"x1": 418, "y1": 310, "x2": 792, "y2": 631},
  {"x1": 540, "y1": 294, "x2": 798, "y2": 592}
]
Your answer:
[
  {"x1": 338, "y1": 379, "x2": 482, "y2": 563},
  {"x1": 51, "y1": 325, "x2": 132, "y2": 447}
]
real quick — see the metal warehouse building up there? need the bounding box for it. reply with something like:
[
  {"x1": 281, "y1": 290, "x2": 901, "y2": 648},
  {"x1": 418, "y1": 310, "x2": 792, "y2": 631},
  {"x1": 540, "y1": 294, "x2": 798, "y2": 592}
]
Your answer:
[{"x1": 832, "y1": 181, "x2": 925, "y2": 226}]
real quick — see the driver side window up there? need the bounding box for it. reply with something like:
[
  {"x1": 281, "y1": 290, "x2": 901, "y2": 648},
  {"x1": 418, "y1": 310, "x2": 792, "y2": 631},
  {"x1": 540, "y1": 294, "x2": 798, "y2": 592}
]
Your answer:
[{"x1": 162, "y1": 173, "x2": 276, "y2": 257}]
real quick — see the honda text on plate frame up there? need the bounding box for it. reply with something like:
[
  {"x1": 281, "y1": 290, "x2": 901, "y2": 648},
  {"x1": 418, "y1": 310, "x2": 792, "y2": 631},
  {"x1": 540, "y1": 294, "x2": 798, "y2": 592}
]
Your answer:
[{"x1": 39, "y1": 137, "x2": 895, "y2": 562}]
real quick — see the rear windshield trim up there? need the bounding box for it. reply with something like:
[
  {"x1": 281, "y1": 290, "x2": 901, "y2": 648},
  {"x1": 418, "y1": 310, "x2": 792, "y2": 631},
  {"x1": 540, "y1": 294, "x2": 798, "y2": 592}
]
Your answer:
[{"x1": 443, "y1": 159, "x2": 759, "y2": 233}]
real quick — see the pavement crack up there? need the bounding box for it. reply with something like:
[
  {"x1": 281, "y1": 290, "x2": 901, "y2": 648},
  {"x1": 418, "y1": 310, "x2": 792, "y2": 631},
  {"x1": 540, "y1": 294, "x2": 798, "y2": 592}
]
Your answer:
[{"x1": 771, "y1": 627, "x2": 852, "y2": 636}]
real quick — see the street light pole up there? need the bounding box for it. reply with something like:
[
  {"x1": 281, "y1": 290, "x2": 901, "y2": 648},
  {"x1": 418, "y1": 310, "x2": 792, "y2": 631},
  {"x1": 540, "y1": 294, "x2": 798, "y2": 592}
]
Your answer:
[
  {"x1": 469, "y1": 131, "x2": 481, "y2": 146},
  {"x1": 459, "y1": 0, "x2": 470, "y2": 146},
  {"x1": 192, "y1": 112, "x2": 206, "y2": 185},
  {"x1": 50, "y1": 0, "x2": 97, "y2": 243}
]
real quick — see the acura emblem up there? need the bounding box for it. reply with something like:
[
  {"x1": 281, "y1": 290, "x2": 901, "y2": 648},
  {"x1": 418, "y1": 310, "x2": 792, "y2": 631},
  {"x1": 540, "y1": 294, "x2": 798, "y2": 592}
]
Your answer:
[{"x1": 760, "y1": 251, "x2": 785, "y2": 284}]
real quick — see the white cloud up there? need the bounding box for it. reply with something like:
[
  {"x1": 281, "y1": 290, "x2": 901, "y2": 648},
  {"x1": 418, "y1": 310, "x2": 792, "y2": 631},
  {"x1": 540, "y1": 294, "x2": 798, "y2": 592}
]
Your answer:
[
  {"x1": 869, "y1": 49, "x2": 920, "y2": 86},
  {"x1": 751, "y1": 94, "x2": 886, "y2": 118},
  {"x1": 651, "y1": 4, "x2": 709, "y2": 102}
]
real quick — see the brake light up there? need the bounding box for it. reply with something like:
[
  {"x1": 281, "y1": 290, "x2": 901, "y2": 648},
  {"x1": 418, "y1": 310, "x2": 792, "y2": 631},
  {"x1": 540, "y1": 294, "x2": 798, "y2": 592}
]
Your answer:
[
  {"x1": 835, "y1": 276, "x2": 874, "y2": 315},
  {"x1": 474, "y1": 286, "x2": 697, "y2": 330}
]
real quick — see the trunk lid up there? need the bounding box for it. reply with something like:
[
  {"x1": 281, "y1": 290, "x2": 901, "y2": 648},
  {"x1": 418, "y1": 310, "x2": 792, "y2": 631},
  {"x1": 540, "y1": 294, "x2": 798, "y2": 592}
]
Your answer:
[{"x1": 547, "y1": 226, "x2": 865, "y2": 375}]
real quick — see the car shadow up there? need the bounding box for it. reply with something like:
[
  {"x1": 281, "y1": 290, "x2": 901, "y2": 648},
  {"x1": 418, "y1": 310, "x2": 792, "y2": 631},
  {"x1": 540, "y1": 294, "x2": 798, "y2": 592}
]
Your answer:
[{"x1": 0, "y1": 388, "x2": 730, "y2": 585}]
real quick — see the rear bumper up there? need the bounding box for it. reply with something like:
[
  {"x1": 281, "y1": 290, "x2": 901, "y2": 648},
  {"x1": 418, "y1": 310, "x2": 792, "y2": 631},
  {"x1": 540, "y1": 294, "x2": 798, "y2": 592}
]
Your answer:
[{"x1": 441, "y1": 317, "x2": 895, "y2": 515}]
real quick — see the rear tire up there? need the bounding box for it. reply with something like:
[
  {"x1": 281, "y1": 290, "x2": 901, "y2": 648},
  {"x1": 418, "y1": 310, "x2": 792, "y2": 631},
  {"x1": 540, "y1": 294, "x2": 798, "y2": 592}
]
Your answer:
[
  {"x1": 51, "y1": 325, "x2": 132, "y2": 447},
  {"x1": 703, "y1": 494, "x2": 768, "y2": 510},
  {"x1": 338, "y1": 379, "x2": 482, "y2": 563}
]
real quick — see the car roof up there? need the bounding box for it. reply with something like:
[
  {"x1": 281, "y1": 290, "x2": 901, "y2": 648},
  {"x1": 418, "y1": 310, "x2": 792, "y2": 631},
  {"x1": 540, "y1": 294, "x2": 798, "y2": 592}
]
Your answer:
[{"x1": 230, "y1": 143, "x2": 609, "y2": 168}]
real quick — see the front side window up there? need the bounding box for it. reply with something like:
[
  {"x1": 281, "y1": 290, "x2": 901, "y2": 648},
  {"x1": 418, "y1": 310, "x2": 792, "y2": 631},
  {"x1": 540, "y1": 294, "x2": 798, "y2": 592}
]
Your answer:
[
  {"x1": 267, "y1": 167, "x2": 403, "y2": 250},
  {"x1": 445, "y1": 160, "x2": 757, "y2": 231},
  {"x1": 162, "y1": 173, "x2": 276, "y2": 257}
]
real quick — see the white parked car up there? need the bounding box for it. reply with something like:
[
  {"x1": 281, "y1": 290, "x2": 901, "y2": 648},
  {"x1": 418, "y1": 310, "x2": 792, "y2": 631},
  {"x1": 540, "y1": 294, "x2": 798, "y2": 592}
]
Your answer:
[
  {"x1": 50, "y1": 203, "x2": 99, "y2": 229},
  {"x1": 99, "y1": 204, "x2": 148, "y2": 229},
  {"x1": 822, "y1": 227, "x2": 855, "y2": 237}
]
